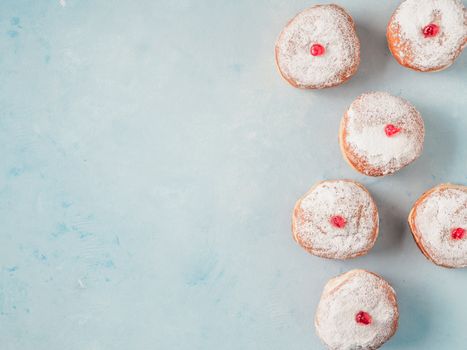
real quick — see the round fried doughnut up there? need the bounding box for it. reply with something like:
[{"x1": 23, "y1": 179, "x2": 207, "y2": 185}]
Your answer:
[
  {"x1": 315, "y1": 269, "x2": 399, "y2": 350},
  {"x1": 408, "y1": 183, "x2": 467, "y2": 268},
  {"x1": 387, "y1": 0, "x2": 467, "y2": 72},
  {"x1": 292, "y1": 180, "x2": 378, "y2": 259},
  {"x1": 275, "y1": 4, "x2": 360, "y2": 89}
]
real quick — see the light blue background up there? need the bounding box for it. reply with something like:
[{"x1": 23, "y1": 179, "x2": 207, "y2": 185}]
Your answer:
[{"x1": 0, "y1": 1, "x2": 466, "y2": 349}]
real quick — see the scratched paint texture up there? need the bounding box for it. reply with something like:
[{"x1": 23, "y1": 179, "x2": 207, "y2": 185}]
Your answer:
[{"x1": 0, "y1": 0, "x2": 466, "y2": 349}]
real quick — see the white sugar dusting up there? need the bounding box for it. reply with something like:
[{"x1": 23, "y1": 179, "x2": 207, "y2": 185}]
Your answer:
[
  {"x1": 390, "y1": 0, "x2": 467, "y2": 70},
  {"x1": 295, "y1": 181, "x2": 378, "y2": 259},
  {"x1": 345, "y1": 92, "x2": 424, "y2": 176},
  {"x1": 414, "y1": 186, "x2": 467, "y2": 267},
  {"x1": 316, "y1": 270, "x2": 398, "y2": 350},
  {"x1": 276, "y1": 5, "x2": 359, "y2": 88}
]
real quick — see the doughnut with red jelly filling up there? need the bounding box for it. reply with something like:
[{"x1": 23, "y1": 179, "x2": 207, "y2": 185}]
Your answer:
[
  {"x1": 292, "y1": 180, "x2": 379, "y2": 260},
  {"x1": 315, "y1": 269, "x2": 399, "y2": 350},
  {"x1": 339, "y1": 92, "x2": 425, "y2": 177},
  {"x1": 275, "y1": 4, "x2": 360, "y2": 89},
  {"x1": 408, "y1": 183, "x2": 467, "y2": 268},
  {"x1": 387, "y1": 0, "x2": 467, "y2": 72}
]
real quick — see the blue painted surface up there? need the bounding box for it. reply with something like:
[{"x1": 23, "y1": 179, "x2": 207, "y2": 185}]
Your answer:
[{"x1": 0, "y1": 1, "x2": 466, "y2": 349}]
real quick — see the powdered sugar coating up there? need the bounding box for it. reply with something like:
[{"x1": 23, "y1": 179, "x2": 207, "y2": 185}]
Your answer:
[
  {"x1": 341, "y1": 92, "x2": 424, "y2": 177},
  {"x1": 315, "y1": 270, "x2": 399, "y2": 350},
  {"x1": 275, "y1": 4, "x2": 360, "y2": 89},
  {"x1": 388, "y1": 0, "x2": 467, "y2": 71},
  {"x1": 292, "y1": 180, "x2": 378, "y2": 259},
  {"x1": 412, "y1": 184, "x2": 467, "y2": 268}
]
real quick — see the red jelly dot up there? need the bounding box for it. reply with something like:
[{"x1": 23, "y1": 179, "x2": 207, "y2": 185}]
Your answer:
[
  {"x1": 310, "y1": 44, "x2": 325, "y2": 56},
  {"x1": 330, "y1": 215, "x2": 346, "y2": 228},
  {"x1": 355, "y1": 311, "x2": 372, "y2": 325},
  {"x1": 423, "y1": 23, "x2": 439, "y2": 38},
  {"x1": 384, "y1": 124, "x2": 401, "y2": 137},
  {"x1": 451, "y1": 228, "x2": 465, "y2": 240}
]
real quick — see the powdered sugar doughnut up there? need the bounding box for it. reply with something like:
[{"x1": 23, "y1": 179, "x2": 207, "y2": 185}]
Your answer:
[
  {"x1": 315, "y1": 269, "x2": 399, "y2": 350},
  {"x1": 408, "y1": 183, "x2": 467, "y2": 268},
  {"x1": 339, "y1": 92, "x2": 425, "y2": 177},
  {"x1": 387, "y1": 0, "x2": 467, "y2": 72},
  {"x1": 275, "y1": 4, "x2": 360, "y2": 89},
  {"x1": 292, "y1": 180, "x2": 378, "y2": 259}
]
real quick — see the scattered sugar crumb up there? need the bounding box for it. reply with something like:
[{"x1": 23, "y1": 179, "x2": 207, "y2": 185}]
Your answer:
[{"x1": 77, "y1": 279, "x2": 86, "y2": 289}]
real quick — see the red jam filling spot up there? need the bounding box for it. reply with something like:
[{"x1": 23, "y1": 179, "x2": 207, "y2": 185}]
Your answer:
[
  {"x1": 330, "y1": 215, "x2": 346, "y2": 228},
  {"x1": 355, "y1": 311, "x2": 372, "y2": 325},
  {"x1": 384, "y1": 124, "x2": 401, "y2": 137},
  {"x1": 310, "y1": 44, "x2": 325, "y2": 56},
  {"x1": 423, "y1": 23, "x2": 439, "y2": 38},
  {"x1": 451, "y1": 228, "x2": 465, "y2": 240}
]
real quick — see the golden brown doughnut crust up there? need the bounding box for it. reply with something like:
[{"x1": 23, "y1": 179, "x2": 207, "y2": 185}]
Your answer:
[{"x1": 338, "y1": 112, "x2": 384, "y2": 177}]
